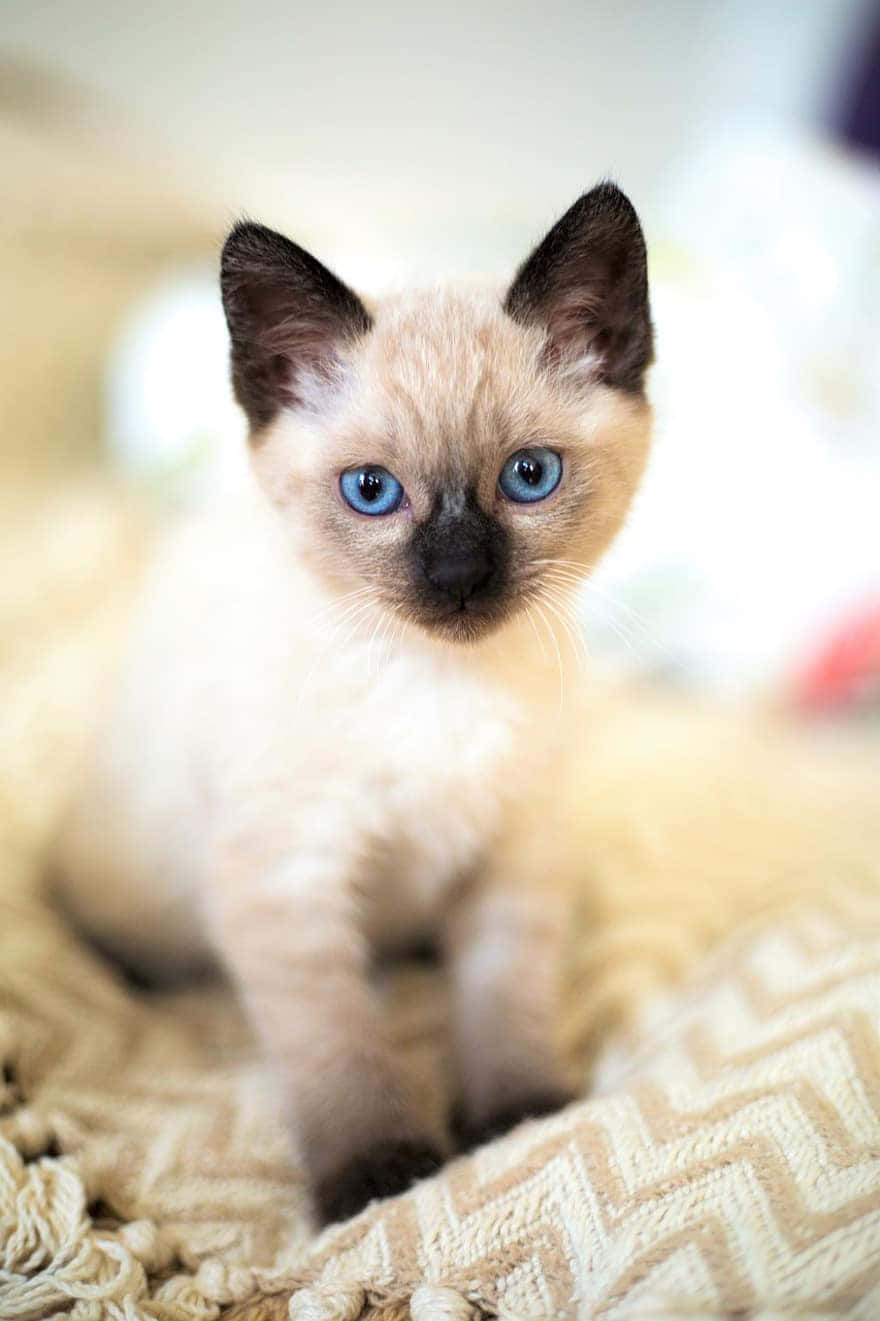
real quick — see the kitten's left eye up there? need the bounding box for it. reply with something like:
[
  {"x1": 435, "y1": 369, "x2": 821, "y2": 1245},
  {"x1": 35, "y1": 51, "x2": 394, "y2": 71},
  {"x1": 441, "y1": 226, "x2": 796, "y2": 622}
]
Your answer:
[
  {"x1": 498, "y1": 447, "x2": 562, "y2": 503},
  {"x1": 340, "y1": 466, "x2": 405, "y2": 516}
]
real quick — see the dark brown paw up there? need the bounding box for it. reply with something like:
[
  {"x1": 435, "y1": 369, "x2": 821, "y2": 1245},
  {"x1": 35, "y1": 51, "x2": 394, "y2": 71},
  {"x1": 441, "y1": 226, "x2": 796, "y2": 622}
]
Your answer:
[
  {"x1": 314, "y1": 1138, "x2": 444, "y2": 1225},
  {"x1": 452, "y1": 1090, "x2": 575, "y2": 1152}
]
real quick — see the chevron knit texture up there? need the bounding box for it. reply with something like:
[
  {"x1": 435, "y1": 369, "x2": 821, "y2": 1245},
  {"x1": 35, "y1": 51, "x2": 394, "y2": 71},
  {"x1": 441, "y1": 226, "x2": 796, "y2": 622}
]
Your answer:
[{"x1": 2, "y1": 479, "x2": 879, "y2": 1321}]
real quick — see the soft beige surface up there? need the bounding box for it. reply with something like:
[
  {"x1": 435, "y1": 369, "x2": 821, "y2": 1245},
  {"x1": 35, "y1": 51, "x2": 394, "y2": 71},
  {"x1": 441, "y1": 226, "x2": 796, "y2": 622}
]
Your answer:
[
  {"x1": 2, "y1": 478, "x2": 880, "y2": 1321},
  {"x1": 0, "y1": 71, "x2": 217, "y2": 480}
]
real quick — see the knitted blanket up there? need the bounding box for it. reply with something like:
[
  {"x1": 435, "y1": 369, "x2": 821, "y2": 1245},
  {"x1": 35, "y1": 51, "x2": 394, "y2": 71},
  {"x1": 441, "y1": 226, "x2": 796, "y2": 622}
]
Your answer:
[{"x1": 2, "y1": 480, "x2": 880, "y2": 1321}]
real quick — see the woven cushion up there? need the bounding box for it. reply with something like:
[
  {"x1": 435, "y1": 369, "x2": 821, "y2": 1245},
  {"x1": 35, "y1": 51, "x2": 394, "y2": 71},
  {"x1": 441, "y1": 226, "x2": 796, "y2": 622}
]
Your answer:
[
  {"x1": 3, "y1": 876, "x2": 880, "y2": 1321},
  {"x1": 2, "y1": 480, "x2": 880, "y2": 1321}
]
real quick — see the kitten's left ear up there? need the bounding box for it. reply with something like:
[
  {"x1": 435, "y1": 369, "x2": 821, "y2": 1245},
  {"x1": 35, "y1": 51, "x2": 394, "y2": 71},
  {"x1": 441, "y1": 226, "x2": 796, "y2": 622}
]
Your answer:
[{"x1": 505, "y1": 183, "x2": 653, "y2": 393}]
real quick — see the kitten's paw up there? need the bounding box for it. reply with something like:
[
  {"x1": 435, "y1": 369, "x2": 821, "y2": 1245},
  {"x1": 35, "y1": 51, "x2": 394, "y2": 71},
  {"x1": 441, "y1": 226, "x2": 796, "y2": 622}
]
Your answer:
[
  {"x1": 314, "y1": 1138, "x2": 444, "y2": 1225},
  {"x1": 452, "y1": 1089, "x2": 575, "y2": 1152}
]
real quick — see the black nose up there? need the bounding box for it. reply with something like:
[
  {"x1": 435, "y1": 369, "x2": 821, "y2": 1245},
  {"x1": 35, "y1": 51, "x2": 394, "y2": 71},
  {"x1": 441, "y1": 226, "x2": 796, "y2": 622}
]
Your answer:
[{"x1": 425, "y1": 549, "x2": 493, "y2": 602}]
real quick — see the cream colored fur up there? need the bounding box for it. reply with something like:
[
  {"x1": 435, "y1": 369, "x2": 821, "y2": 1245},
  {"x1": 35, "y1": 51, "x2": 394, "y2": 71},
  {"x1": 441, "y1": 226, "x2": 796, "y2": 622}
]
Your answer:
[{"x1": 55, "y1": 282, "x2": 651, "y2": 1208}]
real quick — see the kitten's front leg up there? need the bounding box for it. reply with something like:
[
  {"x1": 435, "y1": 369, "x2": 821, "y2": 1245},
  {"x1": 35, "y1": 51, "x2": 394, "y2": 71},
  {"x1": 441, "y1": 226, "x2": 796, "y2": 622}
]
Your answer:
[
  {"x1": 446, "y1": 871, "x2": 576, "y2": 1150},
  {"x1": 209, "y1": 848, "x2": 442, "y2": 1224}
]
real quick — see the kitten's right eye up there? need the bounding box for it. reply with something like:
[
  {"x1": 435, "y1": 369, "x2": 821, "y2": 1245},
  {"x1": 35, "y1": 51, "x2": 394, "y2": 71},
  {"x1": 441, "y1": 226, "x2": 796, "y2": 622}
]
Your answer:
[{"x1": 340, "y1": 466, "x2": 405, "y2": 516}]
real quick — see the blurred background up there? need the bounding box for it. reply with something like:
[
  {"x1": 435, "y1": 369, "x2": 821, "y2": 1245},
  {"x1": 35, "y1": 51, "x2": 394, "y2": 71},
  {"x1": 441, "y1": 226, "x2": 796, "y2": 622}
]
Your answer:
[{"x1": 2, "y1": 0, "x2": 879, "y2": 713}]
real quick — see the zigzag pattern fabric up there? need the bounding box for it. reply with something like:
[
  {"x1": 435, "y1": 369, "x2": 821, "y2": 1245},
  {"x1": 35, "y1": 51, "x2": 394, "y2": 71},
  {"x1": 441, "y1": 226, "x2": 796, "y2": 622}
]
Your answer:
[{"x1": 4, "y1": 875, "x2": 880, "y2": 1321}]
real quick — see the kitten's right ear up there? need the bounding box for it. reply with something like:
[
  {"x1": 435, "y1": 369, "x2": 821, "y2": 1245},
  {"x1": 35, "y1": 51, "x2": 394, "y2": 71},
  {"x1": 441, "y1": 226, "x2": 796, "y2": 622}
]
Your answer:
[
  {"x1": 505, "y1": 183, "x2": 652, "y2": 394},
  {"x1": 220, "y1": 221, "x2": 372, "y2": 432}
]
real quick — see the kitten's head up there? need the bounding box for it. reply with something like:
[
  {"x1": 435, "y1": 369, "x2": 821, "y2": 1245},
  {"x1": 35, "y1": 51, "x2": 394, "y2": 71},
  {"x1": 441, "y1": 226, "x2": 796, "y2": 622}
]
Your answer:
[{"x1": 220, "y1": 185, "x2": 653, "y2": 644}]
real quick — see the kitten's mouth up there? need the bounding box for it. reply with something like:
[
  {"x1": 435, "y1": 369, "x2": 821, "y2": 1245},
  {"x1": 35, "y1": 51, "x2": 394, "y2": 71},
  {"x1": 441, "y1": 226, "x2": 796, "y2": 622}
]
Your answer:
[{"x1": 416, "y1": 597, "x2": 511, "y2": 643}]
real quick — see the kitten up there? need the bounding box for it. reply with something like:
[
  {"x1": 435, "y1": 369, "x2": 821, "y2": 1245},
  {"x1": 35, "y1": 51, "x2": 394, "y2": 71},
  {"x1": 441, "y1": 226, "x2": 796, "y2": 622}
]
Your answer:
[{"x1": 54, "y1": 183, "x2": 653, "y2": 1223}]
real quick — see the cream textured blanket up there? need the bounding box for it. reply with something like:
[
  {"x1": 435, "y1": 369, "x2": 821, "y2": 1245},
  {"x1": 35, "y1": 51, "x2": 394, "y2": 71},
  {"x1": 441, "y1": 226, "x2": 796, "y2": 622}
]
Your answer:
[{"x1": 2, "y1": 480, "x2": 880, "y2": 1321}]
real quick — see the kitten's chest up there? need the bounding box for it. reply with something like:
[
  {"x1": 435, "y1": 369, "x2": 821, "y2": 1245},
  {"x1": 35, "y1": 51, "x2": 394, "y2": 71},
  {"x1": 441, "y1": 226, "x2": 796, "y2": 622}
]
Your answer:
[{"x1": 338, "y1": 653, "x2": 523, "y2": 930}]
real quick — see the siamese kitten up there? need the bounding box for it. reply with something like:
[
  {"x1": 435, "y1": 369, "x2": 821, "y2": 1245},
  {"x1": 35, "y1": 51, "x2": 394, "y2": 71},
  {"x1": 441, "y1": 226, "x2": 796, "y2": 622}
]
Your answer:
[{"x1": 55, "y1": 183, "x2": 653, "y2": 1223}]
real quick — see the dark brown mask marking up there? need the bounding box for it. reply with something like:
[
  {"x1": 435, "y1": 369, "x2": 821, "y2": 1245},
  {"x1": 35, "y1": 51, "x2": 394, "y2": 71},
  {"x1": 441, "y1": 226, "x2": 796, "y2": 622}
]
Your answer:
[{"x1": 409, "y1": 489, "x2": 509, "y2": 616}]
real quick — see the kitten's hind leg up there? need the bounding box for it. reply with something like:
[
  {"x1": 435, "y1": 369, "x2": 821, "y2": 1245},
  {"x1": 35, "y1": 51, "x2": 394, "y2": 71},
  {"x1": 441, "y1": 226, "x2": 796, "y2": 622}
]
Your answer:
[{"x1": 445, "y1": 877, "x2": 576, "y2": 1152}]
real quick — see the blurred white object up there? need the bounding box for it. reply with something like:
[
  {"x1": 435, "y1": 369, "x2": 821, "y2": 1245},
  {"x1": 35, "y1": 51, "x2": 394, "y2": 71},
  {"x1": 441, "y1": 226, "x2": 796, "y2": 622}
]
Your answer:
[
  {"x1": 585, "y1": 122, "x2": 880, "y2": 693},
  {"x1": 105, "y1": 270, "x2": 247, "y2": 497}
]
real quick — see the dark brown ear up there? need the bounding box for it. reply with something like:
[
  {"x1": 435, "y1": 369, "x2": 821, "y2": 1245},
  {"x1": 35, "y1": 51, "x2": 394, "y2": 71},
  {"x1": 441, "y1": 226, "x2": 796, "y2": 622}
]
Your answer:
[
  {"x1": 220, "y1": 221, "x2": 372, "y2": 431},
  {"x1": 504, "y1": 183, "x2": 653, "y2": 394}
]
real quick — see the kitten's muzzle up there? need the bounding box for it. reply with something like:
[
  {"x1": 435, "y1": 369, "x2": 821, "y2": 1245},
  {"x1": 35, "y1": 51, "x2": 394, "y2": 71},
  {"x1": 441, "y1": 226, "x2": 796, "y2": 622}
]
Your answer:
[{"x1": 410, "y1": 497, "x2": 509, "y2": 619}]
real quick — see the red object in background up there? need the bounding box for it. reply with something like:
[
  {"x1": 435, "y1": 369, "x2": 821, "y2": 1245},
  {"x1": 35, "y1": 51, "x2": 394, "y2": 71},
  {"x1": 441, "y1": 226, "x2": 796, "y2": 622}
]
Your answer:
[{"x1": 794, "y1": 601, "x2": 880, "y2": 713}]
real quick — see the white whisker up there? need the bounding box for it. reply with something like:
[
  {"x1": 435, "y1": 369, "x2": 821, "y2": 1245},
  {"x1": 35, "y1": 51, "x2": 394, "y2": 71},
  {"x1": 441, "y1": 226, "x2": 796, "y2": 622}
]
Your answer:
[
  {"x1": 300, "y1": 595, "x2": 378, "y2": 696},
  {"x1": 579, "y1": 579, "x2": 672, "y2": 660},
  {"x1": 534, "y1": 558, "x2": 671, "y2": 661},
  {"x1": 540, "y1": 586, "x2": 590, "y2": 676},
  {"x1": 365, "y1": 602, "x2": 392, "y2": 679},
  {"x1": 308, "y1": 586, "x2": 374, "y2": 633},
  {"x1": 531, "y1": 599, "x2": 565, "y2": 710},
  {"x1": 523, "y1": 604, "x2": 548, "y2": 661}
]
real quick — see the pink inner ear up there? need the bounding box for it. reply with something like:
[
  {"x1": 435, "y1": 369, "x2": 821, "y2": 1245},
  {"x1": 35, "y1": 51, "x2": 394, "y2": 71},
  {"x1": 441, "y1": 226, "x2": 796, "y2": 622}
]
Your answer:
[
  {"x1": 261, "y1": 310, "x2": 351, "y2": 412},
  {"x1": 262, "y1": 308, "x2": 338, "y2": 367},
  {"x1": 542, "y1": 287, "x2": 606, "y2": 379},
  {"x1": 286, "y1": 354, "x2": 353, "y2": 416}
]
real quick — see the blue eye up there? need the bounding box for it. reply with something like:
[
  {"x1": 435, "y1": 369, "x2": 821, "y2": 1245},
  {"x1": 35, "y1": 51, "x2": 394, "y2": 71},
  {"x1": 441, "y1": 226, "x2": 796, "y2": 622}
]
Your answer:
[
  {"x1": 340, "y1": 466, "x2": 405, "y2": 516},
  {"x1": 498, "y1": 448, "x2": 562, "y2": 503}
]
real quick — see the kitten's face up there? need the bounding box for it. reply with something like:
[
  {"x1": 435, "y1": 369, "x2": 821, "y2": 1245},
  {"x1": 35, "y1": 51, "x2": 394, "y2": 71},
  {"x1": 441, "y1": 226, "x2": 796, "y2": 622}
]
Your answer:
[
  {"x1": 221, "y1": 185, "x2": 653, "y2": 645},
  {"x1": 250, "y1": 290, "x2": 651, "y2": 643}
]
